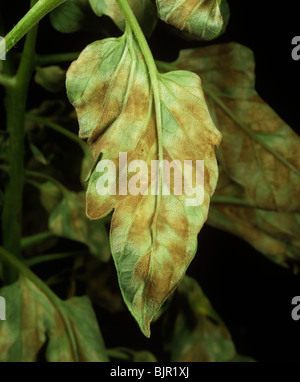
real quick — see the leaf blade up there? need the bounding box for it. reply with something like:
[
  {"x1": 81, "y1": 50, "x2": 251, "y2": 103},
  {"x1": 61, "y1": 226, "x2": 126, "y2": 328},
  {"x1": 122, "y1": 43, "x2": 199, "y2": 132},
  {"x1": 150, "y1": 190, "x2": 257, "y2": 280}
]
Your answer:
[
  {"x1": 0, "y1": 277, "x2": 108, "y2": 362},
  {"x1": 173, "y1": 43, "x2": 300, "y2": 212},
  {"x1": 156, "y1": 0, "x2": 230, "y2": 41},
  {"x1": 66, "y1": 31, "x2": 221, "y2": 336},
  {"x1": 89, "y1": 0, "x2": 157, "y2": 36}
]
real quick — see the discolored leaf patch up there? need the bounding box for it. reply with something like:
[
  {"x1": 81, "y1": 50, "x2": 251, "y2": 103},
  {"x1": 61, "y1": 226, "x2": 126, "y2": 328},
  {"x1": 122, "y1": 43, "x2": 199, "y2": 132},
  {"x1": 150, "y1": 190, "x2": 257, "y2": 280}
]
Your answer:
[
  {"x1": 34, "y1": 66, "x2": 66, "y2": 93},
  {"x1": 172, "y1": 43, "x2": 300, "y2": 213},
  {"x1": 156, "y1": 0, "x2": 230, "y2": 41},
  {"x1": 66, "y1": 29, "x2": 221, "y2": 336},
  {"x1": 0, "y1": 276, "x2": 108, "y2": 362},
  {"x1": 208, "y1": 169, "x2": 300, "y2": 266}
]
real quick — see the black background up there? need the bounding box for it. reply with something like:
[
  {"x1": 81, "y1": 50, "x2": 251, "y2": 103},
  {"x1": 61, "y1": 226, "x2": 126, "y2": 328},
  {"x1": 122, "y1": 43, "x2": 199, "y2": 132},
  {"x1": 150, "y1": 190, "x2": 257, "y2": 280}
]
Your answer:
[{"x1": 1, "y1": 0, "x2": 300, "y2": 362}]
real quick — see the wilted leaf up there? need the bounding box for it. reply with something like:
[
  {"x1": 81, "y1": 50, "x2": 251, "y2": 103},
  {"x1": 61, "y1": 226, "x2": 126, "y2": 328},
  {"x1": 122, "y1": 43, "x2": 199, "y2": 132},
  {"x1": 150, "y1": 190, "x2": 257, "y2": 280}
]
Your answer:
[
  {"x1": 0, "y1": 276, "x2": 108, "y2": 362},
  {"x1": 164, "y1": 276, "x2": 254, "y2": 362},
  {"x1": 156, "y1": 0, "x2": 230, "y2": 41},
  {"x1": 172, "y1": 43, "x2": 300, "y2": 212},
  {"x1": 89, "y1": 0, "x2": 157, "y2": 36},
  {"x1": 35, "y1": 66, "x2": 66, "y2": 93},
  {"x1": 208, "y1": 169, "x2": 300, "y2": 266},
  {"x1": 49, "y1": 191, "x2": 111, "y2": 262},
  {"x1": 66, "y1": 30, "x2": 221, "y2": 336}
]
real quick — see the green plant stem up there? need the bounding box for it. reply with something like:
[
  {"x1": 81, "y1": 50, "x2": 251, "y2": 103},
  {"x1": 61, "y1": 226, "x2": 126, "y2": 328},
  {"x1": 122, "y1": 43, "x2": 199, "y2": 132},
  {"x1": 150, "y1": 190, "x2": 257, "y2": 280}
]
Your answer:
[
  {"x1": 0, "y1": 10, "x2": 14, "y2": 77},
  {"x1": 21, "y1": 231, "x2": 55, "y2": 250},
  {"x1": 0, "y1": 245, "x2": 79, "y2": 361},
  {"x1": 0, "y1": 73, "x2": 15, "y2": 88},
  {"x1": 25, "y1": 169, "x2": 70, "y2": 196},
  {"x1": 211, "y1": 196, "x2": 255, "y2": 208},
  {"x1": 0, "y1": 0, "x2": 68, "y2": 55},
  {"x1": 1, "y1": 0, "x2": 39, "y2": 284},
  {"x1": 116, "y1": 0, "x2": 164, "y2": 243},
  {"x1": 25, "y1": 251, "x2": 85, "y2": 267},
  {"x1": 0, "y1": 164, "x2": 69, "y2": 197},
  {"x1": 26, "y1": 113, "x2": 89, "y2": 154},
  {"x1": 36, "y1": 52, "x2": 79, "y2": 66}
]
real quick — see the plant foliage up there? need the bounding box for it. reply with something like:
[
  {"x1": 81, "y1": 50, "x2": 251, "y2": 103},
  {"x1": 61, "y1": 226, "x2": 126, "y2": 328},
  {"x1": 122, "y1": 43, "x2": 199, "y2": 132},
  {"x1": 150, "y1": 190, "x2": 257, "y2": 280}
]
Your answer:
[{"x1": 0, "y1": 0, "x2": 299, "y2": 362}]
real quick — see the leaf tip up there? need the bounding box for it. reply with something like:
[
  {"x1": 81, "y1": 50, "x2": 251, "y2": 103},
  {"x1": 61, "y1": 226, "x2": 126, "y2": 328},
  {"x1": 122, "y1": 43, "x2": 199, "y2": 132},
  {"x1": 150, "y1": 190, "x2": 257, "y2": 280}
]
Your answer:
[{"x1": 138, "y1": 319, "x2": 151, "y2": 338}]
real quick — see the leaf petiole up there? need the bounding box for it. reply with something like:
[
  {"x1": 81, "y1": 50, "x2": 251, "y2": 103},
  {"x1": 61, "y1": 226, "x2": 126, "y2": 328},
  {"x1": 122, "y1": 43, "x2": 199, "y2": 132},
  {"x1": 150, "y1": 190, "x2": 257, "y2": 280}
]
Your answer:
[
  {"x1": 116, "y1": 0, "x2": 164, "y2": 243},
  {"x1": 0, "y1": 0, "x2": 68, "y2": 55},
  {"x1": 0, "y1": 73, "x2": 16, "y2": 88}
]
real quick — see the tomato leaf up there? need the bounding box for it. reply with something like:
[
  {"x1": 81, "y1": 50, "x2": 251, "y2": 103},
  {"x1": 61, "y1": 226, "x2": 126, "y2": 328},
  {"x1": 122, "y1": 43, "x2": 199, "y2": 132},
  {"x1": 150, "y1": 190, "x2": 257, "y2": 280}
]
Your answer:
[
  {"x1": 38, "y1": 181, "x2": 63, "y2": 213},
  {"x1": 29, "y1": 142, "x2": 51, "y2": 165},
  {"x1": 156, "y1": 0, "x2": 230, "y2": 41},
  {"x1": 0, "y1": 276, "x2": 108, "y2": 362},
  {"x1": 48, "y1": 191, "x2": 111, "y2": 262},
  {"x1": 34, "y1": 66, "x2": 66, "y2": 93},
  {"x1": 50, "y1": 0, "x2": 99, "y2": 33},
  {"x1": 173, "y1": 43, "x2": 300, "y2": 212},
  {"x1": 66, "y1": 30, "x2": 221, "y2": 336},
  {"x1": 109, "y1": 347, "x2": 158, "y2": 361},
  {"x1": 89, "y1": 0, "x2": 157, "y2": 36},
  {"x1": 209, "y1": 169, "x2": 300, "y2": 266},
  {"x1": 164, "y1": 276, "x2": 255, "y2": 362}
]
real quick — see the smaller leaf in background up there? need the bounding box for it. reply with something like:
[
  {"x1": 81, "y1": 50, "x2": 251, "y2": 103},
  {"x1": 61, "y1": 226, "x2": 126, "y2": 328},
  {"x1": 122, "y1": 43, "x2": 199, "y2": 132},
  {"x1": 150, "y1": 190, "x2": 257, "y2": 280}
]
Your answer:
[
  {"x1": 38, "y1": 181, "x2": 63, "y2": 213},
  {"x1": 89, "y1": 0, "x2": 157, "y2": 36},
  {"x1": 49, "y1": 191, "x2": 111, "y2": 262},
  {"x1": 109, "y1": 347, "x2": 157, "y2": 362},
  {"x1": 34, "y1": 66, "x2": 66, "y2": 93},
  {"x1": 50, "y1": 0, "x2": 100, "y2": 33},
  {"x1": 208, "y1": 169, "x2": 300, "y2": 267},
  {"x1": 156, "y1": 0, "x2": 230, "y2": 41},
  {"x1": 172, "y1": 43, "x2": 300, "y2": 213},
  {"x1": 0, "y1": 276, "x2": 108, "y2": 362},
  {"x1": 29, "y1": 142, "x2": 52, "y2": 165},
  {"x1": 25, "y1": 101, "x2": 94, "y2": 188},
  {"x1": 163, "y1": 276, "x2": 254, "y2": 362}
]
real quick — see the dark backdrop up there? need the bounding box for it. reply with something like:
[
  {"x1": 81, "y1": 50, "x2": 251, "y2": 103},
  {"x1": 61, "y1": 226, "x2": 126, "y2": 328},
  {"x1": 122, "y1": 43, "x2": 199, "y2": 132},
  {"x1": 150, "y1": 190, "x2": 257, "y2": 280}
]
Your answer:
[{"x1": 1, "y1": 0, "x2": 300, "y2": 362}]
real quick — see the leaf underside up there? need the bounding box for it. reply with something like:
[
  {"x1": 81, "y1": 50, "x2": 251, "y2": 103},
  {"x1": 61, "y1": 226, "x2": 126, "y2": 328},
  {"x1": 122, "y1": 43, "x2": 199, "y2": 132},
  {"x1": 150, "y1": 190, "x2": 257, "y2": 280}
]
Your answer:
[
  {"x1": 209, "y1": 169, "x2": 300, "y2": 266},
  {"x1": 171, "y1": 43, "x2": 300, "y2": 266},
  {"x1": 89, "y1": 0, "x2": 157, "y2": 36},
  {"x1": 66, "y1": 31, "x2": 221, "y2": 336},
  {"x1": 174, "y1": 43, "x2": 300, "y2": 213},
  {"x1": 156, "y1": 0, "x2": 230, "y2": 41},
  {"x1": 0, "y1": 276, "x2": 108, "y2": 362},
  {"x1": 164, "y1": 276, "x2": 255, "y2": 362}
]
